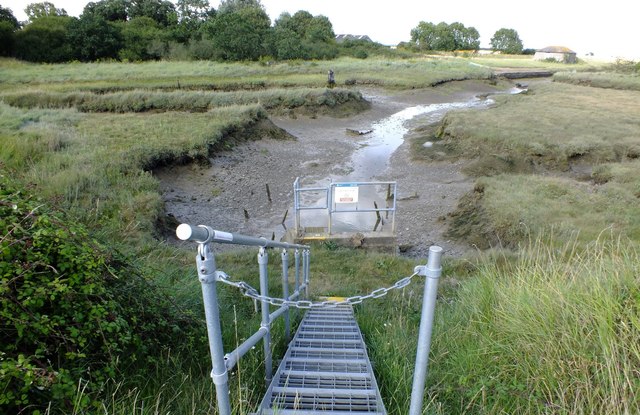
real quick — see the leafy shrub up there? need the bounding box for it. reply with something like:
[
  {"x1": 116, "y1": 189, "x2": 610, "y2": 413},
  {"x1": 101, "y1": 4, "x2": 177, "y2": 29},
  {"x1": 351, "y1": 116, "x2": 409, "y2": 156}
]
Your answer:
[{"x1": 0, "y1": 177, "x2": 200, "y2": 413}]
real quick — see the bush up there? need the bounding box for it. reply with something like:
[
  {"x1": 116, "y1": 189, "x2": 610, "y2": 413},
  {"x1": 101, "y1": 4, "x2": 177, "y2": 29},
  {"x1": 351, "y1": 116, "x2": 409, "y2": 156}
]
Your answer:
[{"x1": 0, "y1": 177, "x2": 200, "y2": 413}]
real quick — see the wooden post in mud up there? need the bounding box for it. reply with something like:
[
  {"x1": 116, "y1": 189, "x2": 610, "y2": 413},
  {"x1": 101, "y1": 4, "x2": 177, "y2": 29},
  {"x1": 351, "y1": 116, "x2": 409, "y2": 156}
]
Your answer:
[
  {"x1": 265, "y1": 183, "x2": 272, "y2": 203},
  {"x1": 373, "y1": 201, "x2": 383, "y2": 231}
]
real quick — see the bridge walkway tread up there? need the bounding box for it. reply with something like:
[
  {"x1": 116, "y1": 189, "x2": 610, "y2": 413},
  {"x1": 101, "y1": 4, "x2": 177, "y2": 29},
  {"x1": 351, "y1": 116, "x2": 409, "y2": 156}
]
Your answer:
[{"x1": 256, "y1": 305, "x2": 386, "y2": 414}]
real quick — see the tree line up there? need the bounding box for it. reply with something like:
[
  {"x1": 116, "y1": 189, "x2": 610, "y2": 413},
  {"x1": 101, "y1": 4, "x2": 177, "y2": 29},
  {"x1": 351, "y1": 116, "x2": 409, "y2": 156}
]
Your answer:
[
  {"x1": 409, "y1": 22, "x2": 526, "y2": 55},
  {"x1": 0, "y1": 0, "x2": 527, "y2": 63}
]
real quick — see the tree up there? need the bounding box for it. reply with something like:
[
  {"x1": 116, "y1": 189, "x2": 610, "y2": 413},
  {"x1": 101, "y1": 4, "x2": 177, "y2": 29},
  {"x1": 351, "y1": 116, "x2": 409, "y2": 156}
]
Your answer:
[
  {"x1": 270, "y1": 25, "x2": 304, "y2": 60},
  {"x1": 14, "y1": 15, "x2": 73, "y2": 62},
  {"x1": 68, "y1": 13, "x2": 122, "y2": 61},
  {"x1": 128, "y1": 0, "x2": 177, "y2": 27},
  {"x1": 410, "y1": 21, "x2": 437, "y2": 50},
  {"x1": 411, "y1": 21, "x2": 479, "y2": 51},
  {"x1": 432, "y1": 21, "x2": 455, "y2": 51},
  {"x1": 269, "y1": 10, "x2": 336, "y2": 60},
  {"x1": 204, "y1": 5, "x2": 270, "y2": 60},
  {"x1": 450, "y1": 22, "x2": 480, "y2": 50},
  {"x1": 82, "y1": 0, "x2": 129, "y2": 22},
  {"x1": 118, "y1": 16, "x2": 164, "y2": 60},
  {"x1": 172, "y1": 0, "x2": 214, "y2": 42},
  {"x1": 490, "y1": 28, "x2": 523, "y2": 54},
  {"x1": 305, "y1": 14, "x2": 333, "y2": 43},
  {"x1": 217, "y1": 0, "x2": 264, "y2": 15},
  {"x1": 0, "y1": 5, "x2": 19, "y2": 28},
  {"x1": 0, "y1": 5, "x2": 20, "y2": 56},
  {"x1": 24, "y1": 2, "x2": 67, "y2": 21}
]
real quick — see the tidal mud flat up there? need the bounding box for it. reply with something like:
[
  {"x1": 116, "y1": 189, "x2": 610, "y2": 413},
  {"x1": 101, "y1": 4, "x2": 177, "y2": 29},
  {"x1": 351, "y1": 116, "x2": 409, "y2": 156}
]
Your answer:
[{"x1": 156, "y1": 79, "x2": 533, "y2": 258}]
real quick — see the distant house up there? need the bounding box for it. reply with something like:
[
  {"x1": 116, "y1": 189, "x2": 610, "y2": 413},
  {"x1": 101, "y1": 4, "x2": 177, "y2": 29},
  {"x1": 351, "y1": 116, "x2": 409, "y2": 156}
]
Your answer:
[
  {"x1": 335, "y1": 34, "x2": 373, "y2": 43},
  {"x1": 534, "y1": 46, "x2": 577, "y2": 63}
]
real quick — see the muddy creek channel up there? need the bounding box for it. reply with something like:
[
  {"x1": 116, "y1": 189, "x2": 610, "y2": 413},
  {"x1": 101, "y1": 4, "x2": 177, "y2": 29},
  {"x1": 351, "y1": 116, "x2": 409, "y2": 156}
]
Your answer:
[{"x1": 156, "y1": 80, "x2": 525, "y2": 257}]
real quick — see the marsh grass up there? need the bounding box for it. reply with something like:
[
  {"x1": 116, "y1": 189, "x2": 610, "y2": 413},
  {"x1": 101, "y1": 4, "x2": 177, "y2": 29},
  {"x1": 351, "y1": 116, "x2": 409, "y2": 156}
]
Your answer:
[
  {"x1": 0, "y1": 102, "x2": 273, "y2": 243},
  {"x1": 0, "y1": 88, "x2": 367, "y2": 115},
  {"x1": 554, "y1": 71, "x2": 640, "y2": 91},
  {"x1": 447, "y1": 161, "x2": 640, "y2": 250},
  {"x1": 433, "y1": 82, "x2": 640, "y2": 175},
  {"x1": 355, "y1": 237, "x2": 640, "y2": 414},
  {"x1": 467, "y1": 55, "x2": 574, "y2": 69},
  {"x1": 0, "y1": 57, "x2": 493, "y2": 92}
]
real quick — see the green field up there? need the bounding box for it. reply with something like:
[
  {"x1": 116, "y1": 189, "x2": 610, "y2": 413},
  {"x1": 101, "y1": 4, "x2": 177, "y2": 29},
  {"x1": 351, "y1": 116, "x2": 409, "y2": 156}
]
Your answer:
[{"x1": 1, "y1": 55, "x2": 639, "y2": 414}]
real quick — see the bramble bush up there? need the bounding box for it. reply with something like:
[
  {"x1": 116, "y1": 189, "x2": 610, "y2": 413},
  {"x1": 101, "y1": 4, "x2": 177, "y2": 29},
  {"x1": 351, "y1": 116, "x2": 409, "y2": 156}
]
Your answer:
[{"x1": 0, "y1": 177, "x2": 201, "y2": 413}]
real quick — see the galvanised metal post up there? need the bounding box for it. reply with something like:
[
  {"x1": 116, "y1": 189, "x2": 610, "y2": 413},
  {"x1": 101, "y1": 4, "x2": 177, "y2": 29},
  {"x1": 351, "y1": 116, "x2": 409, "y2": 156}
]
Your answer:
[
  {"x1": 258, "y1": 247, "x2": 273, "y2": 386},
  {"x1": 196, "y1": 243, "x2": 231, "y2": 415},
  {"x1": 409, "y1": 245, "x2": 443, "y2": 415},
  {"x1": 281, "y1": 249, "x2": 291, "y2": 343},
  {"x1": 328, "y1": 184, "x2": 333, "y2": 235},
  {"x1": 303, "y1": 249, "x2": 310, "y2": 299},
  {"x1": 294, "y1": 249, "x2": 301, "y2": 322},
  {"x1": 391, "y1": 182, "x2": 397, "y2": 234},
  {"x1": 294, "y1": 249, "x2": 300, "y2": 294},
  {"x1": 293, "y1": 178, "x2": 300, "y2": 236}
]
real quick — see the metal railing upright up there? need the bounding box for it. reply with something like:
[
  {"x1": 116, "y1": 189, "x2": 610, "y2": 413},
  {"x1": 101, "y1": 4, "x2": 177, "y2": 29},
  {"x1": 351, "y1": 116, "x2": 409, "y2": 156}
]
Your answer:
[{"x1": 176, "y1": 224, "x2": 310, "y2": 415}]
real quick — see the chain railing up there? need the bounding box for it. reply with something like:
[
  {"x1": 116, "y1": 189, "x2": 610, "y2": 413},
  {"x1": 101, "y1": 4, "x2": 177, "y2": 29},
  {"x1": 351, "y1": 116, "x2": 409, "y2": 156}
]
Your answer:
[
  {"x1": 217, "y1": 269, "x2": 418, "y2": 308},
  {"x1": 176, "y1": 223, "x2": 442, "y2": 415}
]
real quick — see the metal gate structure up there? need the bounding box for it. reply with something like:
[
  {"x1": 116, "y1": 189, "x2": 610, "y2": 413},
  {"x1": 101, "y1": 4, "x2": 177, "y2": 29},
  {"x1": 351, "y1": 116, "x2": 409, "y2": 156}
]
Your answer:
[{"x1": 293, "y1": 177, "x2": 398, "y2": 237}]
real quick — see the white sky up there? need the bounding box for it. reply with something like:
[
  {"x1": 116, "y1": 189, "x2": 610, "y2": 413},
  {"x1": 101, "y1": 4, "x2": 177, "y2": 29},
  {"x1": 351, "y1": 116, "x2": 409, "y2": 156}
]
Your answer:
[{"x1": 4, "y1": 0, "x2": 637, "y2": 59}]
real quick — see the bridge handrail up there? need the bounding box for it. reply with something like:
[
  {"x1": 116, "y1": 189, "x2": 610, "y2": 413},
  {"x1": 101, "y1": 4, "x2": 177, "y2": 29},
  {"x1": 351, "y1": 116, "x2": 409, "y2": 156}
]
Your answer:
[
  {"x1": 177, "y1": 223, "x2": 310, "y2": 415},
  {"x1": 176, "y1": 223, "x2": 310, "y2": 250},
  {"x1": 177, "y1": 222, "x2": 442, "y2": 415}
]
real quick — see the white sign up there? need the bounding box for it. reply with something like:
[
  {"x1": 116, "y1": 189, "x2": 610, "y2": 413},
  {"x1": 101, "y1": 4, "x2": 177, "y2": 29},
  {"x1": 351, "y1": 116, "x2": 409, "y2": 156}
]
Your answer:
[{"x1": 334, "y1": 184, "x2": 359, "y2": 204}]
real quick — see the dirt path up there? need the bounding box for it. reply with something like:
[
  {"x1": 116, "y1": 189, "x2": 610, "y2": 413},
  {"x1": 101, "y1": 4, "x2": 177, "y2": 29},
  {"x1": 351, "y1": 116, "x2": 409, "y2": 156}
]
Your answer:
[{"x1": 156, "y1": 80, "x2": 516, "y2": 257}]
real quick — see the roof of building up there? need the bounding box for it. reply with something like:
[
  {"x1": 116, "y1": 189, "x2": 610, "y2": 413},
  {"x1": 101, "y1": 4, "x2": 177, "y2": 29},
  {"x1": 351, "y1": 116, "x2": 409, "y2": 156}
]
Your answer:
[
  {"x1": 536, "y1": 46, "x2": 576, "y2": 54},
  {"x1": 335, "y1": 34, "x2": 373, "y2": 43}
]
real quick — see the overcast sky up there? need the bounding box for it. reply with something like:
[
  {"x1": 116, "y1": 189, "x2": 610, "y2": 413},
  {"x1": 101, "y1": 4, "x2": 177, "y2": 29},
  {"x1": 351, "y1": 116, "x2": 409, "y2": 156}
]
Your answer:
[{"x1": 4, "y1": 0, "x2": 637, "y2": 59}]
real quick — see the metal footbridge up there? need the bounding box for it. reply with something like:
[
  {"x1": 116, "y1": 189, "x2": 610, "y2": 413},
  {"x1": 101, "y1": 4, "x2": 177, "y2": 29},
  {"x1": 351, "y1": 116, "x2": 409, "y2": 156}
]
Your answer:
[
  {"x1": 176, "y1": 223, "x2": 442, "y2": 415},
  {"x1": 257, "y1": 305, "x2": 385, "y2": 414}
]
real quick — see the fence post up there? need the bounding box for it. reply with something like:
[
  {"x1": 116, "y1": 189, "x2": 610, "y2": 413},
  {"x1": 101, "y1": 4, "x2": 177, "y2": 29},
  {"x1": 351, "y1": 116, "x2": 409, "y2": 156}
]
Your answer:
[
  {"x1": 409, "y1": 245, "x2": 443, "y2": 415},
  {"x1": 294, "y1": 178, "x2": 300, "y2": 236},
  {"x1": 258, "y1": 247, "x2": 273, "y2": 386},
  {"x1": 328, "y1": 184, "x2": 333, "y2": 235},
  {"x1": 303, "y1": 249, "x2": 310, "y2": 299},
  {"x1": 281, "y1": 249, "x2": 291, "y2": 343},
  {"x1": 196, "y1": 243, "x2": 231, "y2": 415},
  {"x1": 294, "y1": 249, "x2": 301, "y2": 294}
]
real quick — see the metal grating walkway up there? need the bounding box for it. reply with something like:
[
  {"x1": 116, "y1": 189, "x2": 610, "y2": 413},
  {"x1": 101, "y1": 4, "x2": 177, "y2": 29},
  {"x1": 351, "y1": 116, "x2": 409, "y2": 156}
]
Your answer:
[{"x1": 256, "y1": 305, "x2": 386, "y2": 414}]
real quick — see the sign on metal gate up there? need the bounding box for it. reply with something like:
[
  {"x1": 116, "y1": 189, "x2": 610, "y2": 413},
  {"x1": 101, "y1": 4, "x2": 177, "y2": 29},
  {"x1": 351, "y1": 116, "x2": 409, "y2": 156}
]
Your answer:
[{"x1": 334, "y1": 183, "x2": 359, "y2": 203}]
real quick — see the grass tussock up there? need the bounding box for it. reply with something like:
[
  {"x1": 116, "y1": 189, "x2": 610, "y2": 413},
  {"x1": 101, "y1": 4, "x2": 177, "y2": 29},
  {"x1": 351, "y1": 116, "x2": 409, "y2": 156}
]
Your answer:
[
  {"x1": 447, "y1": 161, "x2": 640, "y2": 249},
  {"x1": 1, "y1": 88, "x2": 368, "y2": 116},
  {"x1": 426, "y1": 238, "x2": 640, "y2": 413},
  {"x1": 431, "y1": 82, "x2": 640, "y2": 175},
  {"x1": 554, "y1": 71, "x2": 640, "y2": 91}
]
